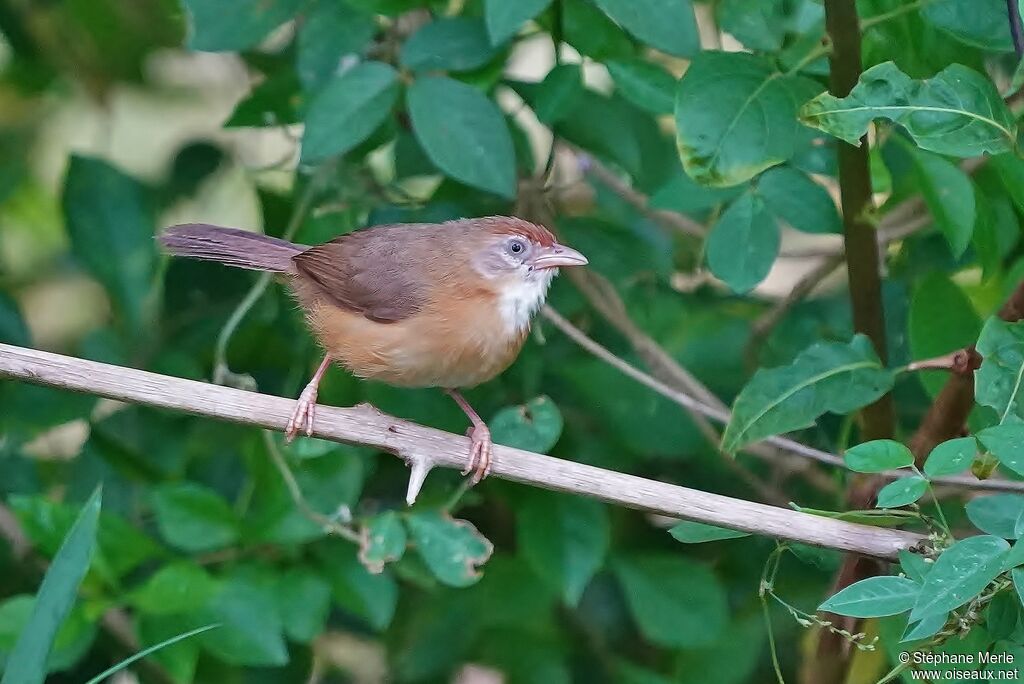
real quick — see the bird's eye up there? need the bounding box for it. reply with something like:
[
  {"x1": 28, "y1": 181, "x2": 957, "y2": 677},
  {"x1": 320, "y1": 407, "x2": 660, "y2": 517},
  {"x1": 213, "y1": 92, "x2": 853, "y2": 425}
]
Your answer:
[{"x1": 508, "y1": 239, "x2": 526, "y2": 255}]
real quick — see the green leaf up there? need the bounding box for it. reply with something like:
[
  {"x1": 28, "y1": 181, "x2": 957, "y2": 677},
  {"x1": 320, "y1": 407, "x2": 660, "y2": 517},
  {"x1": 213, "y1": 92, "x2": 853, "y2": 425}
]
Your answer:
[
  {"x1": 530, "y1": 64, "x2": 584, "y2": 125},
  {"x1": 562, "y1": 0, "x2": 634, "y2": 61},
  {"x1": 921, "y1": 0, "x2": 1014, "y2": 51},
  {"x1": 358, "y1": 511, "x2": 407, "y2": 574},
  {"x1": 844, "y1": 440, "x2": 915, "y2": 473},
  {"x1": 650, "y1": 170, "x2": 741, "y2": 214},
  {"x1": 756, "y1": 166, "x2": 841, "y2": 235},
  {"x1": 977, "y1": 318, "x2": 1024, "y2": 424},
  {"x1": 910, "y1": 274, "x2": 982, "y2": 398},
  {"x1": 129, "y1": 562, "x2": 217, "y2": 615},
  {"x1": 966, "y1": 494, "x2": 1024, "y2": 538},
  {"x1": 876, "y1": 476, "x2": 928, "y2": 508},
  {"x1": 277, "y1": 568, "x2": 331, "y2": 643},
  {"x1": 223, "y1": 70, "x2": 300, "y2": 127},
  {"x1": 400, "y1": 18, "x2": 497, "y2": 72},
  {"x1": 986, "y1": 590, "x2": 1020, "y2": 641},
  {"x1": 818, "y1": 575, "x2": 920, "y2": 618},
  {"x1": 182, "y1": 0, "x2": 303, "y2": 52},
  {"x1": 676, "y1": 51, "x2": 814, "y2": 187},
  {"x1": 705, "y1": 193, "x2": 779, "y2": 293},
  {"x1": 136, "y1": 615, "x2": 201, "y2": 683},
  {"x1": 296, "y1": 0, "x2": 376, "y2": 92},
  {"x1": 407, "y1": 76, "x2": 516, "y2": 198},
  {"x1": 901, "y1": 612, "x2": 947, "y2": 642},
  {"x1": 489, "y1": 396, "x2": 564, "y2": 453},
  {"x1": 197, "y1": 568, "x2": 287, "y2": 666},
  {"x1": 1, "y1": 487, "x2": 100, "y2": 684},
  {"x1": 910, "y1": 535, "x2": 1010, "y2": 621},
  {"x1": 151, "y1": 483, "x2": 239, "y2": 553},
  {"x1": 978, "y1": 424, "x2": 1024, "y2": 476},
  {"x1": 800, "y1": 62, "x2": 1017, "y2": 158},
  {"x1": 606, "y1": 59, "x2": 676, "y2": 115},
  {"x1": 1002, "y1": 541, "x2": 1024, "y2": 570},
  {"x1": 614, "y1": 554, "x2": 728, "y2": 648},
  {"x1": 924, "y1": 437, "x2": 978, "y2": 477},
  {"x1": 517, "y1": 491, "x2": 609, "y2": 605},
  {"x1": 300, "y1": 62, "x2": 399, "y2": 163},
  {"x1": 317, "y1": 541, "x2": 398, "y2": 631},
  {"x1": 63, "y1": 156, "x2": 156, "y2": 332},
  {"x1": 593, "y1": 0, "x2": 699, "y2": 57},
  {"x1": 484, "y1": 0, "x2": 552, "y2": 44},
  {"x1": 1014, "y1": 567, "x2": 1024, "y2": 607},
  {"x1": 899, "y1": 550, "x2": 933, "y2": 583},
  {"x1": 669, "y1": 521, "x2": 750, "y2": 543},
  {"x1": 722, "y1": 335, "x2": 894, "y2": 453},
  {"x1": 406, "y1": 512, "x2": 494, "y2": 588},
  {"x1": 911, "y1": 149, "x2": 976, "y2": 257},
  {"x1": 715, "y1": 0, "x2": 790, "y2": 52}
]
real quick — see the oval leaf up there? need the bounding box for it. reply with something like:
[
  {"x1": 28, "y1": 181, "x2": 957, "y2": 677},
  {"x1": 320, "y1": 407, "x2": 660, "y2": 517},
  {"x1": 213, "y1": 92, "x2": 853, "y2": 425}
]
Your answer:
[
  {"x1": 818, "y1": 575, "x2": 920, "y2": 618},
  {"x1": 800, "y1": 62, "x2": 1017, "y2": 158},
  {"x1": 669, "y1": 521, "x2": 751, "y2": 544},
  {"x1": 966, "y1": 494, "x2": 1024, "y2": 538},
  {"x1": 296, "y1": 0, "x2": 376, "y2": 92},
  {"x1": 406, "y1": 512, "x2": 494, "y2": 588},
  {"x1": 400, "y1": 18, "x2": 496, "y2": 72},
  {"x1": 722, "y1": 335, "x2": 894, "y2": 453},
  {"x1": 910, "y1": 535, "x2": 1010, "y2": 621},
  {"x1": 484, "y1": 0, "x2": 552, "y2": 44},
  {"x1": 358, "y1": 511, "x2": 407, "y2": 574},
  {"x1": 614, "y1": 554, "x2": 728, "y2": 648},
  {"x1": 976, "y1": 317, "x2": 1024, "y2": 424},
  {"x1": 490, "y1": 396, "x2": 564, "y2": 454},
  {"x1": 517, "y1": 491, "x2": 609, "y2": 605},
  {"x1": 407, "y1": 76, "x2": 516, "y2": 198},
  {"x1": 756, "y1": 166, "x2": 841, "y2": 235},
  {"x1": 921, "y1": 0, "x2": 1014, "y2": 51},
  {"x1": 924, "y1": 437, "x2": 978, "y2": 477},
  {"x1": 911, "y1": 149, "x2": 976, "y2": 257},
  {"x1": 151, "y1": 483, "x2": 239, "y2": 553},
  {"x1": 183, "y1": 0, "x2": 303, "y2": 52},
  {"x1": 606, "y1": 59, "x2": 677, "y2": 115},
  {"x1": 301, "y1": 62, "x2": 399, "y2": 163},
  {"x1": 676, "y1": 51, "x2": 813, "y2": 187},
  {"x1": 531, "y1": 64, "x2": 585, "y2": 125},
  {"x1": 977, "y1": 424, "x2": 1024, "y2": 476},
  {"x1": 876, "y1": 476, "x2": 928, "y2": 509},
  {"x1": 705, "y1": 193, "x2": 779, "y2": 293},
  {"x1": 592, "y1": 0, "x2": 699, "y2": 57},
  {"x1": 845, "y1": 440, "x2": 915, "y2": 473}
]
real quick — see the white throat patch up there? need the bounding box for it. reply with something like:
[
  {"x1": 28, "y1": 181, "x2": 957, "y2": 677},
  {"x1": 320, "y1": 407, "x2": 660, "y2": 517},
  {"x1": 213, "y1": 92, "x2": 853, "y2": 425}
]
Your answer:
[{"x1": 498, "y1": 269, "x2": 556, "y2": 335}]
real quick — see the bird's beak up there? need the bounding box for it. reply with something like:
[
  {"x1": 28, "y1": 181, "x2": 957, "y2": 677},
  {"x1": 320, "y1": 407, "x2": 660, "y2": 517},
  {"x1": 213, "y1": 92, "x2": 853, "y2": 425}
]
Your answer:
[{"x1": 531, "y1": 243, "x2": 588, "y2": 269}]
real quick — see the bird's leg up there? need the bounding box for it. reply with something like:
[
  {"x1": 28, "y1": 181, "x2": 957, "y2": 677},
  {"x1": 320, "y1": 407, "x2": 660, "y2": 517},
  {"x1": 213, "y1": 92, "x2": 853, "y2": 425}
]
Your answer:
[
  {"x1": 445, "y1": 388, "x2": 493, "y2": 484},
  {"x1": 286, "y1": 355, "x2": 331, "y2": 442}
]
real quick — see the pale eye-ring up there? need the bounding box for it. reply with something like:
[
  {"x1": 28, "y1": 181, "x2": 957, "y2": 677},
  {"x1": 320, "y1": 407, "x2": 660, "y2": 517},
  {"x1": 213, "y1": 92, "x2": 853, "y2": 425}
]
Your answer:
[{"x1": 508, "y1": 238, "x2": 527, "y2": 255}]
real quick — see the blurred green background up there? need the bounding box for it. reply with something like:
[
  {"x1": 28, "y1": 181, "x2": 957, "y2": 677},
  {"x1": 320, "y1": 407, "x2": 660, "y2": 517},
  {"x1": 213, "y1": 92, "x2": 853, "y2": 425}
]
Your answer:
[{"x1": 2, "y1": 0, "x2": 1023, "y2": 682}]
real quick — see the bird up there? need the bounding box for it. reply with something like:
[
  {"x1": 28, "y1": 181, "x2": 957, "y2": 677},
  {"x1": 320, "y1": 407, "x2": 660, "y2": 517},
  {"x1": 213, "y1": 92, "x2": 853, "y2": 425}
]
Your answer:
[{"x1": 159, "y1": 217, "x2": 588, "y2": 482}]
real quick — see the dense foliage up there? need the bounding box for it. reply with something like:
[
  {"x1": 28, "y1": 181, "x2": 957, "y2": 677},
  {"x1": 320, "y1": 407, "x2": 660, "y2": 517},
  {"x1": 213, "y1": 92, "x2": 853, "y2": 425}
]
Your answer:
[{"x1": 5, "y1": 0, "x2": 1024, "y2": 682}]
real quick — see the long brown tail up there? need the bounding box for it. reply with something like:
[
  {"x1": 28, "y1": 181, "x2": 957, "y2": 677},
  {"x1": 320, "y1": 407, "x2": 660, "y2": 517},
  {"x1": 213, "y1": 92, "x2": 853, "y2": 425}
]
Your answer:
[{"x1": 159, "y1": 224, "x2": 304, "y2": 272}]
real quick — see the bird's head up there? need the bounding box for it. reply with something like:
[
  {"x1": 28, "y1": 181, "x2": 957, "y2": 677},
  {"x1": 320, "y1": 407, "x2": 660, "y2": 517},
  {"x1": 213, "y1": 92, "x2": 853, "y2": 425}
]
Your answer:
[
  {"x1": 468, "y1": 216, "x2": 588, "y2": 281},
  {"x1": 462, "y1": 216, "x2": 588, "y2": 333}
]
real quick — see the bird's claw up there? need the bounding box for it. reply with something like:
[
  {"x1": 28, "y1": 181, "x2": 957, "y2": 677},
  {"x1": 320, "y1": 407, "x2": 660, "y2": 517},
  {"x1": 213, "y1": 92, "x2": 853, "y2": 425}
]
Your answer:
[
  {"x1": 285, "y1": 386, "x2": 318, "y2": 443},
  {"x1": 463, "y1": 424, "x2": 493, "y2": 484}
]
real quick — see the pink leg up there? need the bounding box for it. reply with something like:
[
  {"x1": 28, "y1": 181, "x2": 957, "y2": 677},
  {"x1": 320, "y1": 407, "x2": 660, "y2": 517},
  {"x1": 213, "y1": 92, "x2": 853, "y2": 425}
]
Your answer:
[
  {"x1": 286, "y1": 355, "x2": 331, "y2": 442},
  {"x1": 445, "y1": 388, "x2": 492, "y2": 484}
]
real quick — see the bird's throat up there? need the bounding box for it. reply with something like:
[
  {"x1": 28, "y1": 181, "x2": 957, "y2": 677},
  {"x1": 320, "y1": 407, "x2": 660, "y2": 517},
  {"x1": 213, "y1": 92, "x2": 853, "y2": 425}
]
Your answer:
[{"x1": 497, "y1": 269, "x2": 556, "y2": 335}]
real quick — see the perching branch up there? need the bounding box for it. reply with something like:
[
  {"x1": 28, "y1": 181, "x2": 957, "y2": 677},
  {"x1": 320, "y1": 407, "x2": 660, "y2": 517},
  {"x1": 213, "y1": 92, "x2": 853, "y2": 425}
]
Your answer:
[{"x1": 0, "y1": 342, "x2": 924, "y2": 561}]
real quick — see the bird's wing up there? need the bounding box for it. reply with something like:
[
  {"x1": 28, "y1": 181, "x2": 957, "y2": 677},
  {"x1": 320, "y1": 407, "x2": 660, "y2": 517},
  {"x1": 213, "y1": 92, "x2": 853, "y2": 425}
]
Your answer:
[{"x1": 291, "y1": 225, "x2": 430, "y2": 323}]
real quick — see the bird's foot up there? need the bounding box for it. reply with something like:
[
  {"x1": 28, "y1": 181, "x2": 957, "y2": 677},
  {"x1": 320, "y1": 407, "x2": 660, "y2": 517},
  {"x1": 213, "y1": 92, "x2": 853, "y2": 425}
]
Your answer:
[
  {"x1": 463, "y1": 423, "x2": 493, "y2": 484},
  {"x1": 286, "y1": 384, "x2": 319, "y2": 442}
]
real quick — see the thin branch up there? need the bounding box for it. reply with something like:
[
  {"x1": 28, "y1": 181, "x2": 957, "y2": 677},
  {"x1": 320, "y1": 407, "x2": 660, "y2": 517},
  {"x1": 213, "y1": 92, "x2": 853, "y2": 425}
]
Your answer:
[
  {"x1": 540, "y1": 307, "x2": 1024, "y2": 493},
  {"x1": 1009, "y1": 0, "x2": 1024, "y2": 58},
  {"x1": 0, "y1": 342, "x2": 924, "y2": 560}
]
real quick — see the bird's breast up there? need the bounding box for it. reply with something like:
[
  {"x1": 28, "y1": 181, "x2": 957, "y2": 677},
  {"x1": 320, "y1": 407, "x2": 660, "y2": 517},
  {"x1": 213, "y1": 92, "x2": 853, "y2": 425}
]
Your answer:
[{"x1": 303, "y1": 286, "x2": 530, "y2": 389}]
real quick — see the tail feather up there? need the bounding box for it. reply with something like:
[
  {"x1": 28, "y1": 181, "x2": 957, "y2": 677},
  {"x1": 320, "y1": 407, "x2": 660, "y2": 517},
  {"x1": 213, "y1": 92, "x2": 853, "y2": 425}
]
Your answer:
[{"x1": 159, "y1": 224, "x2": 303, "y2": 272}]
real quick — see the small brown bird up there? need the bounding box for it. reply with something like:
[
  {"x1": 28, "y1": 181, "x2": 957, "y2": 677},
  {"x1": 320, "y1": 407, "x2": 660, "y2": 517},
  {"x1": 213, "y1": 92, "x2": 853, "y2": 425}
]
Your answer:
[{"x1": 159, "y1": 217, "x2": 587, "y2": 481}]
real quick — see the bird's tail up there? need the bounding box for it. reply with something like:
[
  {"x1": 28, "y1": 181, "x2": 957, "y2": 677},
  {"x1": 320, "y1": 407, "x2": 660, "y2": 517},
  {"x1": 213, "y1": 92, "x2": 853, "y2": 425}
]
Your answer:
[{"x1": 159, "y1": 224, "x2": 303, "y2": 272}]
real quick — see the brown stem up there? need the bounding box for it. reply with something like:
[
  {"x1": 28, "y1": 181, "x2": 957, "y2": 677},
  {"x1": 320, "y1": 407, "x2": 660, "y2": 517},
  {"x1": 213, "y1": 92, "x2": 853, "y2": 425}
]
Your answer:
[{"x1": 806, "y1": 2, "x2": 893, "y2": 682}]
